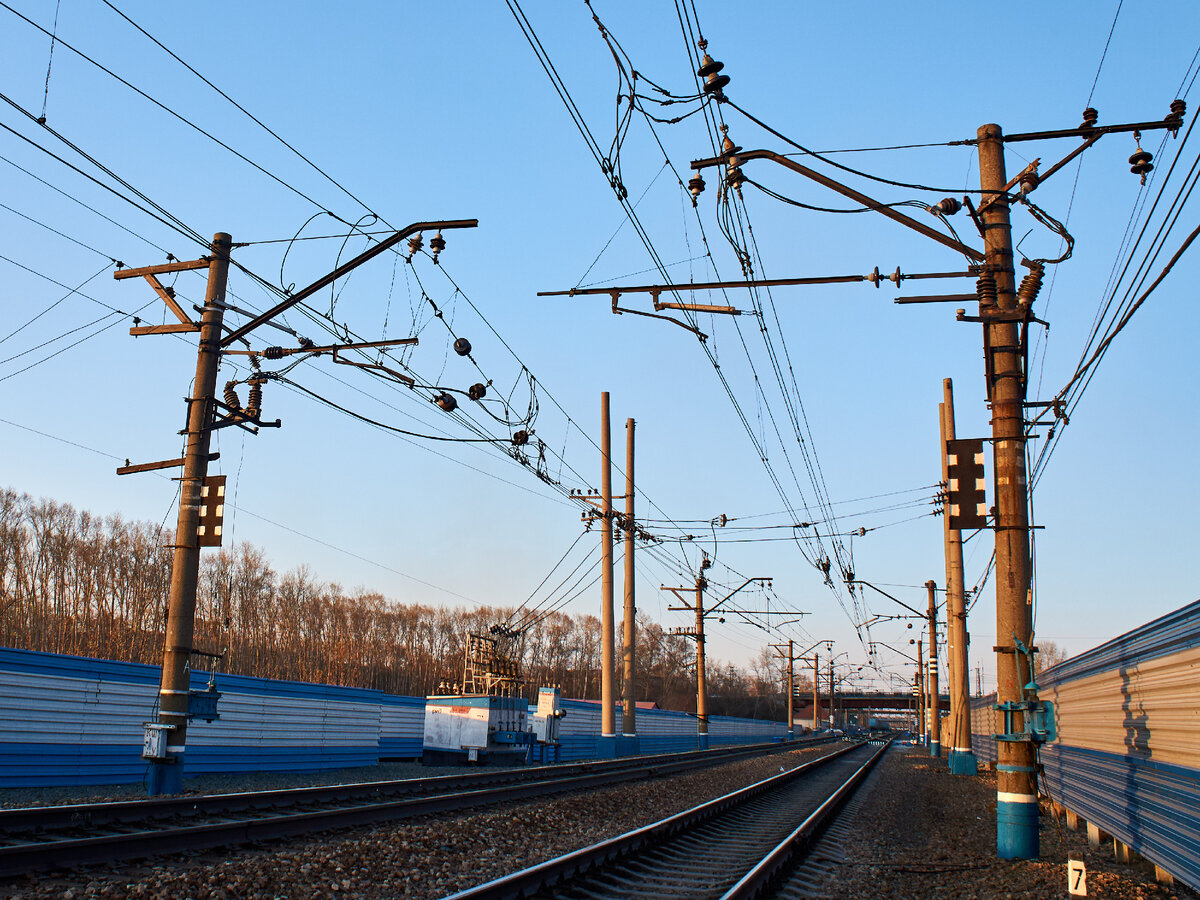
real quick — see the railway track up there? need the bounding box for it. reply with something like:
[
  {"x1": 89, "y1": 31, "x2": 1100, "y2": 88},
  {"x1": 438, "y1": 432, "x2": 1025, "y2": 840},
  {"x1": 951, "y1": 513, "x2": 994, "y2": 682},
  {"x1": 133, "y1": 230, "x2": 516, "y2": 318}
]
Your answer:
[
  {"x1": 0, "y1": 736, "x2": 833, "y2": 878},
  {"x1": 447, "y1": 738, "x2": 890, "y2": 899}
]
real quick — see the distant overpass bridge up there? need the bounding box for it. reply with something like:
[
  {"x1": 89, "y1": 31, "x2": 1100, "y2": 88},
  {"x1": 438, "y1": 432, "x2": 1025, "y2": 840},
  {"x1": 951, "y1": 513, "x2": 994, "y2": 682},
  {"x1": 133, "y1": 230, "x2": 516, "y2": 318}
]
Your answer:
[{"x1": 794, "y1": 691, "x2": 949, "y2": 718}]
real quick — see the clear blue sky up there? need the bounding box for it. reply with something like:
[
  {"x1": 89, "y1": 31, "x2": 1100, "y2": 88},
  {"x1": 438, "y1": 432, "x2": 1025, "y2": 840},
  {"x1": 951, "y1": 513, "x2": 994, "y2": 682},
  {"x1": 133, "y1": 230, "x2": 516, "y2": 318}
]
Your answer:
[{"x1": 2, "y1": 1, "x2": 1197, "y2": 694}]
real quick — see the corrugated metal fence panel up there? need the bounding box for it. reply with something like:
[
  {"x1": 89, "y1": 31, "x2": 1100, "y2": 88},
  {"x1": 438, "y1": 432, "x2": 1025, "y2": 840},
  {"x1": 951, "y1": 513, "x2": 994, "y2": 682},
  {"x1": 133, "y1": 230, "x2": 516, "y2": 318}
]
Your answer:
[
  {"x1": 379, "y1": 694, "x2": 425, "y2": 759},
  {"x1": 0, "y1": 648, "x2": 399, "y2": 785},
  {"x1": 1043, "y1": 645, "x2": 1200, "y2": 770},
  {"x1": 0, "y1": 658, "x2": 158, "y2": 786},
  {"x1": 970, "y1": 694, "x2": 998, "y2": 763},
  {"x1": 183, "y1": 671, "x2": 383, "y2": 774},
  {"x1": 1039, "y1": 599, "x2": 1200, "y2": 686},
  {"x1": 1041, "y1": 742, "x2": 1200, "y2": 890},
  {"x1": 968, "y1": 601, "x2": 1200, "y2": 890},
  {"x1": 553, "y1": 699, "x2": 786, "y2": 759}
]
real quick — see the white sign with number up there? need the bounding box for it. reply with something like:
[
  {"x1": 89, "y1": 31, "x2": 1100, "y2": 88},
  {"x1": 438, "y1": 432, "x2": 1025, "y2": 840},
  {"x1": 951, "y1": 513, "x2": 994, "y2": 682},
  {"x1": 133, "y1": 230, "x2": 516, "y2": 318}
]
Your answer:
[{"x1": 1068, "y1": 859, "x2": 1087, "y2": 896}]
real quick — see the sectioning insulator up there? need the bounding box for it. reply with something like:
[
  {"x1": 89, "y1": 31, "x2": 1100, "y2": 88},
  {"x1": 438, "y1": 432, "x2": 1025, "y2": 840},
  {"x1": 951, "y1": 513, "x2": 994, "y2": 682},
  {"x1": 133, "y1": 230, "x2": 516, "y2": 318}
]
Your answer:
[
  {"x1": 263, "y1": 346, "x2": 285, "y2": 360},
  {"x1": 223, "y1": 382, "x2": 242, "y2": 411},
  {"x1": 976, "y1": 273, "x2": 998, "y2": 307},
  {"x1": 1080, "y1": 107, "x2": 1099, "y2": 129},
  {"x1": 453, "y1": 337, "x2": 472, "y2": 356},
  {"x1": 468, "y1": 382, "x2": 487, "y2": 401}
]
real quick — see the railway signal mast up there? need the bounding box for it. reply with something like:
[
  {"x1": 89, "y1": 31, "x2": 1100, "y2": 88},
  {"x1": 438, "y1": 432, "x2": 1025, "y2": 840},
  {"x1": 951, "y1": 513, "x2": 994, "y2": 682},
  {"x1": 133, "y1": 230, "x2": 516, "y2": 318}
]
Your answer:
[{"x1": 117, "y1": 220, "x2": 477, "y2": 795}]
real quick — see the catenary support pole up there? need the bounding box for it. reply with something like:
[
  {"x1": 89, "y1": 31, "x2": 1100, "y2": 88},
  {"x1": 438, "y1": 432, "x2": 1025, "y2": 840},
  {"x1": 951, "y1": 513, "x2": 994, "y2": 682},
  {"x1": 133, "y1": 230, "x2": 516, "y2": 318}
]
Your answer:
[
  {"x1": 917, "y1": 638, "x2": 926, "y2": 745},
  {"x1": 621, "y1": 418, "x2": 637, "y2": 746},
  {"x1": 979, "y1": 122, "x2": 1038, "y2": 859},
  {"x1": 926, "y1": 580, "x2": 941, "y2": 758},
  {"x1": 828, "y1": 656, "x2": 834, "y2": 729},
  {"x1": 599, "y1": 392, "x2": 616, "y2": 749},
  {"x1": 149, "y1": 233, "x2": 231, "y2": 796},
  {"x1": 942, "y1": 379, "x2": 976, "y2": 774},
  {"x1": 786, "y1": 640, "x2": 794, "y2": 738},
  {"x1": 694, "y1": 563, "x2": 709, "y2": 749},
  {"x1": 812, "y1": 653, "x2": 820, "y2": 731}
]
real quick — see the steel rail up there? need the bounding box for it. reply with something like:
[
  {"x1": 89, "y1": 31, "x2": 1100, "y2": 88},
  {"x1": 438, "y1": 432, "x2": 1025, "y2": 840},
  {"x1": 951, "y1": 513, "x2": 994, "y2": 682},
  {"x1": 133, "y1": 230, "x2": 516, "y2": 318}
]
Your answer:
[
  {"x1": 444, "y1": 740, "x2": 879, "y2": 900},
  {"x1": 720, "y1": 739, "x2": 890, "y2": 898},
  {"x1": 0, "y1": 737, "x2": 833, "y2": 877}
]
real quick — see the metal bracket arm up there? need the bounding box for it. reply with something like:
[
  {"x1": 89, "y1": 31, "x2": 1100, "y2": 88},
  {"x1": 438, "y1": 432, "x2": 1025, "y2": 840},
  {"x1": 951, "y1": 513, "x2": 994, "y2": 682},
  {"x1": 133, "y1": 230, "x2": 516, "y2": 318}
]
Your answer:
[
  {"x1": 220, "y1": 219, "x2": 478, "y2": 348},
  {"x1": 690, "y1": 149, "x2": 984, "y2": 261}
]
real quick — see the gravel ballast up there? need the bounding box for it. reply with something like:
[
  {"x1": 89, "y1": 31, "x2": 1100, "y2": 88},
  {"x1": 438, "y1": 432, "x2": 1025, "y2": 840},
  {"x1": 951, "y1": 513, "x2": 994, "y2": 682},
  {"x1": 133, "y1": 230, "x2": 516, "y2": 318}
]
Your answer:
[
  {"x1": 2, "y1": 744, "x2": 1195, "y2": 899},
  {"x1": 814, "y1": 747, "x2": 1196, "y2": 900}
]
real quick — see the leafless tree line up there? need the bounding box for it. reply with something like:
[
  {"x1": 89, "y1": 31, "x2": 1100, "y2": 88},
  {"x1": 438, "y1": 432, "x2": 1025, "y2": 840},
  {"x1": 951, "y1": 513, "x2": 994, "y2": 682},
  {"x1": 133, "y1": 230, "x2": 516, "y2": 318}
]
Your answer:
[{"x1": 0, "y1": 487, "x2": 803, "y2": 717}]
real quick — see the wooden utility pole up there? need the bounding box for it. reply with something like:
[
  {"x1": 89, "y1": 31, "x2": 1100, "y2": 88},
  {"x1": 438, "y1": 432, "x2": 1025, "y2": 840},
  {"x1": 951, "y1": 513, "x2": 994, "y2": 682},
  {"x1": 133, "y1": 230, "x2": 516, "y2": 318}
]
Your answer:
[
  {"x1": 978, "y1": 123, "x2": 1038, "y2": 859},
  {"x1": 926, "y1": 580, "x2": 941, "y2": 758},
  {"x1": 599, "y1": 392, "x2": 616, "y2": 749},
  {"x1": 621, "y1": 417, "x2": 637, "y2": 743},
  {"x1": 146, "y1": 233, "x2": 230, "y2": 795},
  {"x1": 941, "y1": 379, "x2": 975, "y2": 774}
]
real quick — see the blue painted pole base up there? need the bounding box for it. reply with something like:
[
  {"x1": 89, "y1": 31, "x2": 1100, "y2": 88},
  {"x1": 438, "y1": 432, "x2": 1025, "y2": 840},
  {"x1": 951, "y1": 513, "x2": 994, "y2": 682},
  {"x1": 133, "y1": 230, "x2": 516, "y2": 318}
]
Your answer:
[
  {"x1": 997, "y1": 797, "x2": 1040, "y2": 859},
  {"x1": 616, "y1": 735, "x2": 641, "y2": 757},
  {"x1": 949, "y1": 750, "x2": 978, "y2": 775},
  {"x1": 697, "y1": 733, "x2": 710, "y2": 751},
  {"x1": 147, "y1": 758, "x2": 183, "y2": 796},
  {"x1": 596, "y1": 735, "x2": 619, "y2": 759},
  {"x1": 929, "y1": 740, "x2": 941, "y2": 759}
]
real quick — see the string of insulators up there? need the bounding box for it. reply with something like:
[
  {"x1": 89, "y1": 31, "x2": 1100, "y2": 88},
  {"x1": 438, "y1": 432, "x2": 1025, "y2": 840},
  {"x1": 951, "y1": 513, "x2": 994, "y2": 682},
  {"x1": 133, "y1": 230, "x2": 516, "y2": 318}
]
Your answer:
[
  {"x1": 1166, "y1": 99, "x2": 1187, "y2": 133},
  {"x1": 223, "y1": 382, "x2": 242, "y2": 412},
  {"x1": 976, "y1": 272, "x2": 998, "y2": 308},
  {"x1": 429, "y1": 231, "x2": 446, "y2": 264},
  {"x1": 1080, "y1": 107, "x2": 1099, "y2": 129},
  {"x1": 407, "y1": 233, "x2": 423, "y2": 261},
  {"x1": 1017, "y1": 261, "x2": 1045, "y2": 307},
  {"x1": 245, "y1": 376, "x2": 265, "y2": 420}
]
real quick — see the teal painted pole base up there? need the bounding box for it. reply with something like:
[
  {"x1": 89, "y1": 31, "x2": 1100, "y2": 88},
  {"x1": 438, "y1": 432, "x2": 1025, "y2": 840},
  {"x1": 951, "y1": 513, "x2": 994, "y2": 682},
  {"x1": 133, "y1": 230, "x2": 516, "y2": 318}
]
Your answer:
[
  {"x1": 147, "y1": 758, "x2": 183, "y2": 796},
  {"x1": 929, "y1": 740, "x2": 941, "y2": 758},
  {"x1": 997, "y1": 796, "x2": 1040, "y2": 858},
  {"x1": 949, "y1": 750, "x2": 978, "y2": 775}
]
